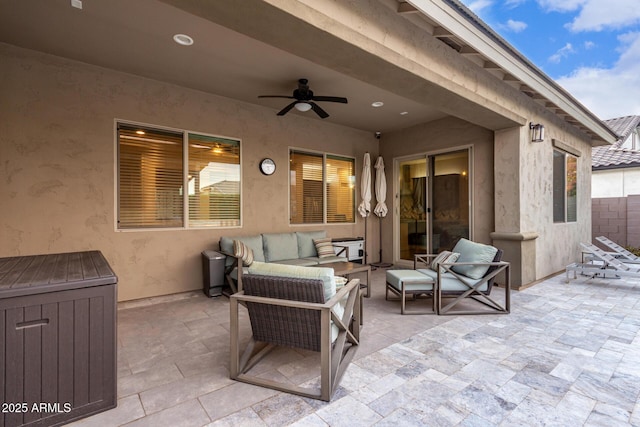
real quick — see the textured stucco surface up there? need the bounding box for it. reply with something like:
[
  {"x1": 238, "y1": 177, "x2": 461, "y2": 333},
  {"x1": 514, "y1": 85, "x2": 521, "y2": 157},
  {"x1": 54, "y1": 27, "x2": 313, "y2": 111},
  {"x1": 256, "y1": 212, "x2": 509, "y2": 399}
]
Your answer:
[{"x1": 0, "y1": 44, "x2": 376, "y2": 301}]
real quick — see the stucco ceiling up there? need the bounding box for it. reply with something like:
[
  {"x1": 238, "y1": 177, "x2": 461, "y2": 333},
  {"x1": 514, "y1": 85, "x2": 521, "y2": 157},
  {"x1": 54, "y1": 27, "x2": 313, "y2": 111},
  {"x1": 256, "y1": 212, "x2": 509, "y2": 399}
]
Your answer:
[{"x1": 0, "y1": 0, "x2": 449, "y2": 133}]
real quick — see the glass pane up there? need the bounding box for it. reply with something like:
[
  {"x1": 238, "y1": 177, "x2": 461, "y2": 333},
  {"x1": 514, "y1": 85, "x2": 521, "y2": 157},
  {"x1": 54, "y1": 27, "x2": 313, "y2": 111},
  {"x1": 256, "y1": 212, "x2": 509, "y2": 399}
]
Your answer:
[
  {"x1": 553, "y1": 150, "x2": 566, "y2": 222},
  {"x1": 432, "y1": 150, "x2": 470, "y2": 252},
  {"x1": 290, "y1": 151, "x2": 324, "y2": 224},
  {"x1": 399, "y1": 158, "x2": 427, "y2": 261},
  {"x1": 118, "y1": 125, "x2": 183, "y2": 229},
  {"x1": 566, "y1": 155, "x2": 577, "y2": 222},
  {"x1": 326, "y1": 155, "x2": 355, "y2": 223},
  {"x1": 188, "y1": 133, "x2": 241, "y2": 227}
]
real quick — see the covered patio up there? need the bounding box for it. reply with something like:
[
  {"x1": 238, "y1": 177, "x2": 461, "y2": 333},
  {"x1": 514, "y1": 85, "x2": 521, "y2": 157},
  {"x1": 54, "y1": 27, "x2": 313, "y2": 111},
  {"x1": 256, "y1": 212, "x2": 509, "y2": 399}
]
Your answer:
[{"x1": 68, "y1": 270, "x2": 640, "y2": 426}]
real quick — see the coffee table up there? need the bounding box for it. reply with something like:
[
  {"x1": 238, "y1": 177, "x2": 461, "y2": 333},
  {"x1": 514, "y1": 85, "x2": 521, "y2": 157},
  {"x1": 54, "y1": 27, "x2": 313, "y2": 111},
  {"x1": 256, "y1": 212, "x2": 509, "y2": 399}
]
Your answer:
[{"x1": 320, "y1": 261, "x2": 371, "y2": 298}]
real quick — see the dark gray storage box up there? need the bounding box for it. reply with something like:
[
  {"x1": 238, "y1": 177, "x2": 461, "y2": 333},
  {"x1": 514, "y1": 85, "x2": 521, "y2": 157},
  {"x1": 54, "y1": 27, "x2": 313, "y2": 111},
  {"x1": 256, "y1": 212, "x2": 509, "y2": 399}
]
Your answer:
[
  {"x1": 0, "y1": 251, "x2": 117, "y2": 427},
  {"x1": 202, "y1": 250, "x2": 226, "y2": 297}
]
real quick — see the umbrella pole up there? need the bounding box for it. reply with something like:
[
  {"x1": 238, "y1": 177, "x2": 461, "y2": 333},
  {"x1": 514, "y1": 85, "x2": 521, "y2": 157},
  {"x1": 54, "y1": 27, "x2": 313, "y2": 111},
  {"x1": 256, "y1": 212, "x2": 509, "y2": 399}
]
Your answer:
[{"x1": 370, "y1": 215, "x2": 393, "y2": 269}]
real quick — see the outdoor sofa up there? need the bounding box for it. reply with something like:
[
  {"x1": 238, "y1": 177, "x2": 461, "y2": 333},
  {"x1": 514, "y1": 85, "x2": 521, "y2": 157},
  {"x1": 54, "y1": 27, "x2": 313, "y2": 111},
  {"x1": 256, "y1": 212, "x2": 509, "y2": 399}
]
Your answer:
[{"x1": 219, "y1": 231, "x2": 347, "y2": 292}]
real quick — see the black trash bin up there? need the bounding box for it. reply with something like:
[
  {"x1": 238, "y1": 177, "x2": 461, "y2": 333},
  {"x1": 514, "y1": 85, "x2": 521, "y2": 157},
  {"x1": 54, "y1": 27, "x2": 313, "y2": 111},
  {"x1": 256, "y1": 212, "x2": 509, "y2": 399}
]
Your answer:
[{"x1": 202, "y1": 250, "x2": 226, "y2": 297}]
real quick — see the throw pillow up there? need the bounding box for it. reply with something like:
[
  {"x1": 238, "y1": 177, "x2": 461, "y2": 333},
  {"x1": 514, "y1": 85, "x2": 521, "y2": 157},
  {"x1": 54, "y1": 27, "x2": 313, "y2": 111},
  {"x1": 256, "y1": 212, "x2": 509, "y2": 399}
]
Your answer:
[
  {"x1": 233, "y1": 239, "x2": 254, "y2": 267},
  {"x1": 314, "y1": 237, "x2": 334, "y2": 258},
  {"x1": 430, "y1": 251, "x2": 452, "y2": 271},
  {"x1": 431, "y1": 251, "x2": 460, "y2": 274}
]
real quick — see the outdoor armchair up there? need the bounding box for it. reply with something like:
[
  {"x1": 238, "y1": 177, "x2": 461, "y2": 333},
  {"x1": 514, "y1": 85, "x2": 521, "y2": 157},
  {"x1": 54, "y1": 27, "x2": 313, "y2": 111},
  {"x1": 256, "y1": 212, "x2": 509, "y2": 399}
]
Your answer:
[
  {"x1": 229, "y1": 273, "x2": 360, "y2": 401},
  {"x1": 414, "y1": 240, "x2": 510, "y2": 315}
]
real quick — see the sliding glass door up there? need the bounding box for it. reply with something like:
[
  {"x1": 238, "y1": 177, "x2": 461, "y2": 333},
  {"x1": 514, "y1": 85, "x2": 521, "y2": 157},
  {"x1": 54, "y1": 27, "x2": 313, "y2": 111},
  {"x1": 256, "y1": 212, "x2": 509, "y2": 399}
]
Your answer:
[{"x1": 396, "y1": 149, "x2": 470, "y2": 262}]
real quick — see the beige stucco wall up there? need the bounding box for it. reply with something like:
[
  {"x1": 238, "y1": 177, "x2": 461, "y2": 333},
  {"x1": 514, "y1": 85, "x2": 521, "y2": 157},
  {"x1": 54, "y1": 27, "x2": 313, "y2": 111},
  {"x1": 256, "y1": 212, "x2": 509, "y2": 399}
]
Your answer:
[
  {"x1": 0, "y1": 44, "x2": 377, "y2": 301},
  {"x1": 593, "y1": 168, "x2": 640, "y2": 198},
  {"x1": 379, "y1": 117, "x2": 494, "y2": 264}
]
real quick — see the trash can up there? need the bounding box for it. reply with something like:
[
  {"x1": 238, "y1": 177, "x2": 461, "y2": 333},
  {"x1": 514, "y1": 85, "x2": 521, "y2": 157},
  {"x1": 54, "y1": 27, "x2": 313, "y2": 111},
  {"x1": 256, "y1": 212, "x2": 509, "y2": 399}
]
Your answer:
[{"x1": 202, "y1": 250, "x2": 226, "y2": 297}]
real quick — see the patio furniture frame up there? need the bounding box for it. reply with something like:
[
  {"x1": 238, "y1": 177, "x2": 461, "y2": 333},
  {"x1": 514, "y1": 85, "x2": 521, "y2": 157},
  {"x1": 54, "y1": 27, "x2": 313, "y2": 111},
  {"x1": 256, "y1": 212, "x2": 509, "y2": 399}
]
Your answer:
[
  {"x1": 414, "y1": 250, "x2": 510, "y2": 315},
  {"x1": 229, "y1": 274, "x2": 360, "y2": 401},
  {"x1": 566, "y1": 243, "x2": 640, "y2": 282},
  {"x1": 595, "y1": 236, "x2": 640, "y2": 264},
  {"x1": 385, "y1": 268, "x2": 436, "y2": 315}
]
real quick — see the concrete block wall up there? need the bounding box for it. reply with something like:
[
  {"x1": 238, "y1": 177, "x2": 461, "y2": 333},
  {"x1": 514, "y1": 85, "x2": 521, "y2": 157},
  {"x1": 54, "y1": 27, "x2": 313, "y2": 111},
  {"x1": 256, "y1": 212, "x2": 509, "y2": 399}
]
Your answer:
[{"x1": 592, "y1": 195, "x2": 640, "y2": 248}]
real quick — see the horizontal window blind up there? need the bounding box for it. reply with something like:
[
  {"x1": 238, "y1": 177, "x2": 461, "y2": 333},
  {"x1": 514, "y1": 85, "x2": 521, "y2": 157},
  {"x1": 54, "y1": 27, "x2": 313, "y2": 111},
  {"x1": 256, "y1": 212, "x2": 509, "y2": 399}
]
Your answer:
[
  {"x1": 118, "y1": 125, "x2": 184, "y2": 229},
  {"x1": 188, "y1": 133, "x2": 241, "y2": 227},
  {"x1": 290, "y1": 150, "x2": 324, "y2": 224},
  {"x1": 326, "y1": 155, "x2": 355, "y2": 223}
]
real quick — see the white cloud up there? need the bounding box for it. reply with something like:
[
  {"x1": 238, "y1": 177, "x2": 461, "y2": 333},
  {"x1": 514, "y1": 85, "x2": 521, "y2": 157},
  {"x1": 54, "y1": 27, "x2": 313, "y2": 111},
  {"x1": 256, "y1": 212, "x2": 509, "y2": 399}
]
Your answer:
[
  {"x1": 504, "y1": 19, "x2": 528, "y2": 33},
  {"x1": 536, "y1": 0, "x2": 586, "y2": 13},
  {"x1": 584, "y1": 40, "x2": 596, "y2": 49},
  {"x1": 556, "y1": 32, "x2": 640, "y2": 119},
  {"x1": 465, "y1": 0, "x2": 493, "y2": 14},
  {"x1": 505, "y1": 0, "x2": 526, "y2": 8},
  {"x1": 548, "y1": 43, "x2": 576, "y2": 63},
  {"x1": 566, "y1": 0, "x2": 640, "y2": 31}
]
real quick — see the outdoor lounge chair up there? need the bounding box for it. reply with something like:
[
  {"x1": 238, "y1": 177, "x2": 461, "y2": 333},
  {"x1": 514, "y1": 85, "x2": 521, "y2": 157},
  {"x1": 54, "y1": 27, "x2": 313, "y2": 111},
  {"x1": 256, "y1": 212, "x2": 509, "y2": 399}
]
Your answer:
[
  {"x1": 566, "y1": 243, "x2": 640, "y2": 282},
  {"x1": 419, "y1": 250, "x2": 510, "y2": 315},
  {"x1": 595, "y1": 236, "x2": 640, "y2": 264},
  {"x1": 229, "y1": 273, "x2": 360, "y2": 401}
]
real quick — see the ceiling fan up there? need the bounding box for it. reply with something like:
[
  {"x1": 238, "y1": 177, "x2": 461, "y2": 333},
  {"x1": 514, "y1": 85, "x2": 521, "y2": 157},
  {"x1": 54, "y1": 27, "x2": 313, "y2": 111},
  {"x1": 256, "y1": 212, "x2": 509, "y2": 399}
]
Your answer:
[{"x1": 258, "y1": 78, "x2": 348, "y2": 119}]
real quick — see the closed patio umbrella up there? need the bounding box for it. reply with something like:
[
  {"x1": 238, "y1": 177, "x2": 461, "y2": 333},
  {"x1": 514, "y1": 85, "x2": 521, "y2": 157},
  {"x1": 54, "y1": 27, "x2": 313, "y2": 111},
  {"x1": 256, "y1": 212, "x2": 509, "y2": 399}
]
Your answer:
[
  {"x1": 373, "y1": 156, "x2": 387, "y2": 218},
  {"x1": 372, "y1": 156, "x2": 392, "y2": 267},
  {"x1": 358, "y1": 152, "x2": 371, "y2": 264}
]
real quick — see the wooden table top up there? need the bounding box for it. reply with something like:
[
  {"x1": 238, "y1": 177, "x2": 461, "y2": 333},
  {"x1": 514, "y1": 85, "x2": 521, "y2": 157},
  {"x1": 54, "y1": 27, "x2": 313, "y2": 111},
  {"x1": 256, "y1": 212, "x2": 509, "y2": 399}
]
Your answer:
[{"x1": 319, "y1": 261, "x2": 370, "y2": 275}]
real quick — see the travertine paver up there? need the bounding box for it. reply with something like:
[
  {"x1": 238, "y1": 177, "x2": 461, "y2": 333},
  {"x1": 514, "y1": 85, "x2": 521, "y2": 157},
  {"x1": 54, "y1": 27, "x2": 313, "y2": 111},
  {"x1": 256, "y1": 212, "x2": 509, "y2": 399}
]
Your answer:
[{"x1": 68, "y1": 270, "x2": 640, "y2": 426}]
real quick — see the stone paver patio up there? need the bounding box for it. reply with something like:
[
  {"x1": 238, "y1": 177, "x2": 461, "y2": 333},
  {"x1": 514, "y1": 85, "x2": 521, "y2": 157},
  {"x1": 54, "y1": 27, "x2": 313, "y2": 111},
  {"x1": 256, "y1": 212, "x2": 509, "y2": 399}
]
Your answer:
[{"x1": 68, "y1": 267, "x2": 640, "y2": 426}]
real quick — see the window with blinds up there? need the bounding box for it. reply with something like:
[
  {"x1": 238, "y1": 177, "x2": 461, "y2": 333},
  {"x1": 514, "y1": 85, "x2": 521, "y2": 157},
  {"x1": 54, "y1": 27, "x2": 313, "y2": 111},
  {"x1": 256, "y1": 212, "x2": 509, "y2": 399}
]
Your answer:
[
  {"x1": 117, "y1": 123, "x2": 241, "y2": 229},
  {"x1": 188, "y1": 133, "x2": 240, "y2": 227},
  {"x1": 326, "y1": 154, "x2": 355, "y2": 223},
  {"x1": 289, "y1": 149, "x2": 355, "y2": 224}
]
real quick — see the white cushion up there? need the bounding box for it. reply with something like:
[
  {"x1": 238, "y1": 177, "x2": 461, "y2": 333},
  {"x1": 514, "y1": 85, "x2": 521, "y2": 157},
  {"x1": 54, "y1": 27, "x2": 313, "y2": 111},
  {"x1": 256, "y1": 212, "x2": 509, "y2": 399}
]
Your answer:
[
  {"x1": 247, "y1": 261, "x2": 336, "y2": 300},
  {"x1": 450, "y1": 238, "x2": 498, "y2": 279}
]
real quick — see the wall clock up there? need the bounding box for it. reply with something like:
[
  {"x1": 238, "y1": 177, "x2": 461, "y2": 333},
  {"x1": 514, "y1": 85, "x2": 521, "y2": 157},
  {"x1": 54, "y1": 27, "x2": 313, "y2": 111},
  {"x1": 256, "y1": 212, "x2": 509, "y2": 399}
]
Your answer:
[{"x1": 259, "y1": 158, "x2": 276, "y2": 176}]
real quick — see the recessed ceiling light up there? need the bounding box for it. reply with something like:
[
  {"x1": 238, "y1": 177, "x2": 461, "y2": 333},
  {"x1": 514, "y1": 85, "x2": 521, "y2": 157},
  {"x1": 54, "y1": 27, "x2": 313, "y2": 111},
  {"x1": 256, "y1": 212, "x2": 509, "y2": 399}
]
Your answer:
[
  {"x1": 400, "y1": 111, "x2": 409, "y2": 115},
  {"x1": 371, "y1": 101, "x2": 384, "y2": 107},
  {"x1": 173, "y1": 34, "x2": 194, "y2": 46},
  {"x1": 135, "y1": 130, "x2": 145, "y2": 135}
]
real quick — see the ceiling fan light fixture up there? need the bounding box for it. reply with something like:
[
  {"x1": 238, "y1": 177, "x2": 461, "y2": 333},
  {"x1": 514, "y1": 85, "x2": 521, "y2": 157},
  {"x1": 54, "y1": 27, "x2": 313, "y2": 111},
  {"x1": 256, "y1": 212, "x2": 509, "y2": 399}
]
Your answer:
[
  {"x1": 294, "y1": 102, "x2": 312, "y2": 112},
  {"x1": 371, "y1": 101, "x2": 384, "y2": 108}
]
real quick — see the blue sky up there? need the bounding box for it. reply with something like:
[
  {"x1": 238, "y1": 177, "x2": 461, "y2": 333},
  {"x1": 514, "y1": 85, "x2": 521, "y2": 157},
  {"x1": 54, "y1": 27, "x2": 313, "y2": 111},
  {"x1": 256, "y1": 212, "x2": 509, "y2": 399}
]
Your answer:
[{"x1": 458, "y1": 0, "x2": 640, "y2": 120}]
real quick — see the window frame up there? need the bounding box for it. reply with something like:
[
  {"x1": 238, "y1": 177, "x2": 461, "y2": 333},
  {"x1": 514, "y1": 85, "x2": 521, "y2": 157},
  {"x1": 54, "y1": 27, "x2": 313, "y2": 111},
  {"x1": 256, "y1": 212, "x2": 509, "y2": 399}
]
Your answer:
[
  {"x1": 115, "y1": 120, "x2": 242, "y2": 231},
  {"x1": 552, "y1": 148, "x2": 578, "y2": 224},
  {"x1": 288, "y1": 147, "x2": 356, "y2": 225}
]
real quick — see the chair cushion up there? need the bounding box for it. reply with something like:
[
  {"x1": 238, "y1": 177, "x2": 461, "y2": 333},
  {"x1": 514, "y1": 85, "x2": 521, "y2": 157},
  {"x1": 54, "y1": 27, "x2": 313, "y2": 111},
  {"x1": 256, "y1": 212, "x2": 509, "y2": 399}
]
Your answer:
[
  {"x1": 262, "y1": 233, "x2": 299, "y2": 262},
  {"x1": 296, "y1": 231, "x2": 327, "y2": 258},
  {"x1": 417, "y1": 268, "x2": 488, "y2": 292},
  {"x1": 233, "y1": 240, "x2": 254, "y2": 267},
  {"x1": 430, "y1": 251, "x2": 460, "y2": 273},
  {"x1": 247, "y1": 261, "x2": 336, "y2": 300},
  {"x1": 314, "y1": 237, "x2": 335, "y2": 258},
  {"x1": 220, "y1": 235, "x2": 265, "y2": 263},
  {"x1": 310, "y1": 256, "x2": 348, "y2": 265},
  {"x1": 450, "y1": 238, "x2": 498, "y2": 279},
  {"x1": 386, "y1": 270, "x2": 434, "y2": 292},
  {"x1": 274, "y1": 258, "x2": 318, "y2": 267}
]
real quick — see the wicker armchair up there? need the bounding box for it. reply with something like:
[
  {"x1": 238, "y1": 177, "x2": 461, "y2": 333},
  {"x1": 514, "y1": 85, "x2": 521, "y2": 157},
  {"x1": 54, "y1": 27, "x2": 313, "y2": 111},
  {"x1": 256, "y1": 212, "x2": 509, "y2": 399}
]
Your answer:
[{"x1": 229, "y1": 274, "x2": 360, "y2": 401}]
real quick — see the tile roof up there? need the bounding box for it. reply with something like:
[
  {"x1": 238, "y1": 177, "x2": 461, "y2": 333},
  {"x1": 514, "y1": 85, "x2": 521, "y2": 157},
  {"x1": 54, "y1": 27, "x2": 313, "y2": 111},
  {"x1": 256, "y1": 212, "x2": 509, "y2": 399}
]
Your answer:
[{"x1": 592, "y1": 115, "x2": 640, "y2": 170}]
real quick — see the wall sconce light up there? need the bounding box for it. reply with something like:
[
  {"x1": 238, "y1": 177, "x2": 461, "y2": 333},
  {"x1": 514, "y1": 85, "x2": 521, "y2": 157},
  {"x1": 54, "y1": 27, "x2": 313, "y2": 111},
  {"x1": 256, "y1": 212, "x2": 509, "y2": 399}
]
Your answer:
[{"x1": 529, "y1": 122, "x2": 545, "y2": 142}]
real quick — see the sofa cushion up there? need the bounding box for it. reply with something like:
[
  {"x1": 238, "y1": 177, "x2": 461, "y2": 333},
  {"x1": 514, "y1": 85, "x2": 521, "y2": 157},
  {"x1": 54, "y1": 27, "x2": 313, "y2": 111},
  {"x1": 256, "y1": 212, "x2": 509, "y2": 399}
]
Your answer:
[
  {"x1": 311, "y1": 256, "x2": 348, "y2": 265},
  {"x1": 296, "y1": 231, "x2": 327, "y2": 258},
  {"x1": 247, "y1": 261, "x2": 336, "y2": 300},
  {"x1": 314, "y1": 237, "x2": 335, "y2": 258},
  {"x1": 262, "y1": 233, "x2": 299, "y2": 262},
  {"x1": 274, "y1": 258, "x2": 318, "y2": 267},
  {"x1": 450, "y1": 238, "x2": 498, "y2": 279},
  {"x1": 386, "y1": 270, "x2": 434, "y2": 292},
  {"x1": 233, "y1": 240, "x2": 254, "y2": 267},
  {"x1": 220, "y1": 235, "x2": 265, "y2": 263}
]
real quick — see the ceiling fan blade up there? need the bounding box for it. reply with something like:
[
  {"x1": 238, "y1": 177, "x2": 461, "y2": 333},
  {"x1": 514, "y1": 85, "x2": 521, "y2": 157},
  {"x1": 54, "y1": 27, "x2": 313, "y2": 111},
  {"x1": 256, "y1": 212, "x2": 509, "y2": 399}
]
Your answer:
[
  {"x1": 311, "y1": 96, "x2": 348, "y2": 104},
  {"x1": 309, "y1": 102, "x2": 329, "y2": 119},
  {"x1": 258, "y1": 95, "x2": 296, "y2": 99},
  {"x1": 277, "y1": 101, "x2": 298, "y2": 116}
]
